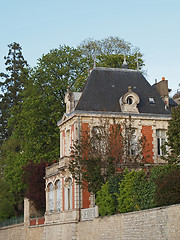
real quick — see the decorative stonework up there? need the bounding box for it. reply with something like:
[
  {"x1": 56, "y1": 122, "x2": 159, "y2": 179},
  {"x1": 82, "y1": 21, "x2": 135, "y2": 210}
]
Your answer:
[
  {"x1": 81, "y1": 206, "x2": 99, "y2": 221},
  {"x1": 120, "y1": 86, "x2": 140, "y2": 113}
]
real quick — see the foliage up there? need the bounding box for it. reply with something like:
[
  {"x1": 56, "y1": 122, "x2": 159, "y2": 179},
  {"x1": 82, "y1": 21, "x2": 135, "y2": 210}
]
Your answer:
[
  {"x1": 0, "y1": 42, "x2": 29, "y2": 145},
  {"x1": 154, "y1": 168, "x2": 180, "y2": 206},
  {"x1": 95, "y1": 182, "x2": 117, "y2": 216},
  {"x1": 133, "y1": 171, "x2": 156, "y2": 210},
  {"x1": 8, "y1": 45, "x2": 89, "y2": 163},
  {"x1": 78, "y1": 36, "x2": 144, "y2": 70},
  {"x1": 150, "y1": 164, "x2": 180, "y2": 182},
  {"x1": 117, "y1": 169, "x2": 155, "y2": 213},
  {"x1": 96, "y1": 173, "x2": 124, "y2": 216},
  {"x1": 0, "y1": 38, "x2": 145, "y2": 218},
  {"x1": 0, "y1": 177, "x2": 15, "y2": 220},
  {"x1": 161, "y1": 105, "x2": 180, "y2": 164},
  {"x1": 23, "y1": 161, "x2": 46, "y2": 212},
  {"x1": 1, "y1": 138, "x2": 25, "y2": 216}
]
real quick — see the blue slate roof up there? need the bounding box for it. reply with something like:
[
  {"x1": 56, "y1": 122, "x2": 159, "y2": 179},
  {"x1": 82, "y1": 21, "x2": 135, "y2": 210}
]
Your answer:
[{"x1": 75, "y1": 67, "x2": 171, "y2": 115}]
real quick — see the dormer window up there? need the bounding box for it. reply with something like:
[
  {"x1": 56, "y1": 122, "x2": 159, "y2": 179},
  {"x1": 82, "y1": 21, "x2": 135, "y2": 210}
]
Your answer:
[
  {"x1": 149, "y1": 97, "x2": 155, "y2": 104},
  {"x1": 127, "y1": 96, "x2": 133, "y2": 105},
  {"x1": 120, "y1": 86, "x2": 140, "y2": 114}
]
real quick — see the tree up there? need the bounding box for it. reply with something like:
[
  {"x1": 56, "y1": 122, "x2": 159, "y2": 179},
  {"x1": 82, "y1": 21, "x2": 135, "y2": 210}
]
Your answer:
[
  {"x1": 117, "y1": 169, "x2": 155, "y2": 213},
  {"x1": 0, "y1": 42, "x2": 29, "y2": 145},
  {"x1": 0, "y1": 177, "x2": 15, "y2": 220},
  {"x1": 154, "y1": 168, "x2": 180, "y2": 206},
  {"x1": 1, "y1": 138, "x2": 25, "y2": 216},
  {"x1": 162, "y1": 105, "x2": 180, "y2": 163},
  {"x1": 78, "y1": 36, "x2": 144, "y2": 70},
  {"x1": 8, "y1": 45, "x2": 90, "y2": 163},
  {"x1": 0, "y1": 45, "x2": 90, "y2": 217},
  {"x1": 95, "y1": 173, "x2": 124, "y2": 216},
  {"x1": 69, "y1": 117, "x2": 149, "y2": 195},
  {"x1": 23, "y1": 161, "x2": 46, "y2": 212}
]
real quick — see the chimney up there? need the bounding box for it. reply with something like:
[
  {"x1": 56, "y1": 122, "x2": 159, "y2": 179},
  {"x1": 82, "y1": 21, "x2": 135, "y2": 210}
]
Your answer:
[{"x1": 154, "y1": 77, "x2": 169, "y2": 107}]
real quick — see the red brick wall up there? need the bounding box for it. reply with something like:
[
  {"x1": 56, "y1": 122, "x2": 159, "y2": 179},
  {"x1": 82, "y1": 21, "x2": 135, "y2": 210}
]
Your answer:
[
  {"x1": 109, "y1": 124, "x2": 123, "y2": 161},
  {"x1": 71, "y1": 124, "x2": 74, "y2": 147},
  {"x1": 30, "y1": 219, "x2": 36, "y2": 226},
  {"x1": 141, "y1": 126, "x2": 154, "y2": 163},
  {"x1": 38, "y1": 217, "x2": 45, "y2": 225},
  {"x1": 81, "y1": 123, "x2": 91, "y2": 209},
  {"x1": 82, "y1": 185, "x2": 91, "y2": 209}
]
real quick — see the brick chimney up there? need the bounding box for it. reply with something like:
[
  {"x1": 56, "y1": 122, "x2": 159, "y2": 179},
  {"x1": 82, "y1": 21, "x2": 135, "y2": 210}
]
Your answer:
[{"x1": 154, "y1": 77, "x2": 169, "y2": 107}]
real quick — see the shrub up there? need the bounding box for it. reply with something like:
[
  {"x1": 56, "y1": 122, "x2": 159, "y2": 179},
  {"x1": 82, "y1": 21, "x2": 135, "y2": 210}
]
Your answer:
[
  {"x1": 154, "y1": 168, "x2": 180, "y2": 206},
  {"x1": 96, "y1": 182, "x2": 116, "y2": 216},
  {"x1": 96, "y1": 173, "x2": 124, "y2": 216},
  {"x1": 117, "y1": 169, "x2": 155, "y2": 213}
]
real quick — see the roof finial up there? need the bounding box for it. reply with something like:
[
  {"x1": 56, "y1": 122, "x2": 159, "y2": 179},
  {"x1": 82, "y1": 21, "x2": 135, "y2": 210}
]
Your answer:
[
  {"x1": 136, "y1": 53, "x2": 139, "y2": 71},
  {"x1": 93, "y1": 50, "x2": 96, "y2": 68},
  {"x1": 122, "y1": 54, "x2": 129, "y2": 69}
]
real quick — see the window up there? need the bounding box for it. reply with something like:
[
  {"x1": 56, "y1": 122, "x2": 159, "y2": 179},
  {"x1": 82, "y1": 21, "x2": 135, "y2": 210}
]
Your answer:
[
  {"x1": 55, "y1": 180, "x2": 61, "y2": 211},
  {"x1": 48, "y1": 183, "x2": 54, "y2": 212},
  {"x1": 65, "y1": 130, "x2": 70, "y2": 156},
  {"x1": 127, "y1": 96, "x2": 133, "y2": 105},
  {"x1": 92, "y1": 126, "x2": 107, "y2": 155},
  {"x1": 156, "y1": 129, "x2": 166, "y2": 155},
  {"x1": 65, "y1": 178, "x2": 72, "y2": 210},
  {"x1": 126, "y1": 128, "x2": 137, "y2": 155},
  {"x1": 149, "y1": 97, "x2": 155, "y2": 104}
]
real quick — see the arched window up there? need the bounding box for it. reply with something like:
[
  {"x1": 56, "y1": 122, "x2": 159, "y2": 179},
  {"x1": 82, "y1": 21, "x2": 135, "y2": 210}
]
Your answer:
[
  {"x1": 55, "y1": 180, "x2": 61, "y2": 211},
  {"x1": 48, "y1": 183, "x2": 54, "y2": 212},
  {"x1": 65, "y1": 178, "x2": 72, "y2": 210}
]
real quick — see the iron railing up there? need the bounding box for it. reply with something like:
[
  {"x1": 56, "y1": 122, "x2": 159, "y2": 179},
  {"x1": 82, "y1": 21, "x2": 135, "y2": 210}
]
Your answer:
[{"x1": 0, "y1": 216, "x2": 24, "y2": 228}]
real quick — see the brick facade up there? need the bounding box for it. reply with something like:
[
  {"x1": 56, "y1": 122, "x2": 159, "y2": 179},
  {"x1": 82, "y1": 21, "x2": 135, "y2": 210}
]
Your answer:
[{"x1": 141, "y1": 125, "x2": 154, "y2": 163}]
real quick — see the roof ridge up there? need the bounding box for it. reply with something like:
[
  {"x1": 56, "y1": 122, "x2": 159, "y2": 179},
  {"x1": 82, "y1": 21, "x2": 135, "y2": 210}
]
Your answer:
[{"x1": 92, "y1": 67, "x2": 138, "y2": 72}]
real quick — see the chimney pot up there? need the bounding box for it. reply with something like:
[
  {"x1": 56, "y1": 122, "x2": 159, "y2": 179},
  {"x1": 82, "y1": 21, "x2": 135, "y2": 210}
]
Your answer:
[{"x1": 162, "y1": 77, "x2": 165, "y2": 80}]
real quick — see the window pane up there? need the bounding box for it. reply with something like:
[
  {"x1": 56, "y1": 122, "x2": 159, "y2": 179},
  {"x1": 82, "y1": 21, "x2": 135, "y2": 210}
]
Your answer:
[{"x1": 157, "y1": 138, "x2": 160, "y2": 155}]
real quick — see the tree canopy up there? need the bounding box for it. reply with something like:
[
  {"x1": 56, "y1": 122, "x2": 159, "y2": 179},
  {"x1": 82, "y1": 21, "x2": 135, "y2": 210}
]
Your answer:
[
  {"x1": 162, "y1": 105, "x2": 180, "y2": 164},
  {"x1": 78, "y1": 37, "x2": 144, "y2": 70},
  {"x1": 0, "y1": 42, "x2": 29, "y2": 145}
]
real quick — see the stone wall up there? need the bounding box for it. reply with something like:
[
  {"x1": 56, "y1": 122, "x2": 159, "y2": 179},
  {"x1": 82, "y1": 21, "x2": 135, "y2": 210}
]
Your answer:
[
  {"x1": 77, "y1": 204, "x2": 180, "y2": 240},
  {"x1": 1, "y1": 204, "x2": 180, "y2": 240},
  {"x1": 0, "y1": 223, "x2": 24, "y2": 240}
]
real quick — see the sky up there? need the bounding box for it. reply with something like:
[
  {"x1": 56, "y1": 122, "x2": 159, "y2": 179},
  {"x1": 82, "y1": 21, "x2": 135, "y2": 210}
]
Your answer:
[{"x1": 0, "y1": 0, "x2": 180, "y2": 96}]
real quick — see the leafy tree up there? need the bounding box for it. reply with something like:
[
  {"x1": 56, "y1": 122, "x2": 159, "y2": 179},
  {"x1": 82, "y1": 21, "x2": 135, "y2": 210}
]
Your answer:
[
  {"x1": 162, "y1": 105, "x2": 180, "y2": 164},
  {"x1": 0, "y1": 45, "x2": 89, "y2": 217},
  {"x1": 96, "y1": 173, "x2": 124, "y2": 216},
  {"x1": 1, "y1": 138, "x2": 25, "y2": 216},
  {"x1": 0, "y1": 42, "x2": 29, "y2": 145},
  {"x1": 8, "y1": 45, "x2": 89, "y2": 163},
  {"x1": 154, "y1": 168, "x2": 180, "y2": 206},
  {"x1": 95, "y1": 181, "x2": 117, "y2": 216},
  {"x1": 78, "y1": 36, "x2": 144, "y2": 70},
  {"x1": 0, "y1": 177, "x2": 15, "y2": 220},
  {"x1": 117, "y1": 169, "x2": 155, "y2": 213},
  {"x1": 23, "y1": 161, "x2": 46, "y2": 212}
]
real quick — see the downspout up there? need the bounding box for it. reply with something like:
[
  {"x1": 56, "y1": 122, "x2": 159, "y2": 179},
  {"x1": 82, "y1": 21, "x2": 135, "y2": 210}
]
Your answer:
[{"x1": 78, "y1": 116, "x2": 81, "y2": 221}]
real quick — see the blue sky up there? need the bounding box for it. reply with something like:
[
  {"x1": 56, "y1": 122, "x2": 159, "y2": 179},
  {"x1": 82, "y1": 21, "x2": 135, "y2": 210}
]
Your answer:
[{"x1": 1, "y1": 0, "x2": 180, "y2": 95}]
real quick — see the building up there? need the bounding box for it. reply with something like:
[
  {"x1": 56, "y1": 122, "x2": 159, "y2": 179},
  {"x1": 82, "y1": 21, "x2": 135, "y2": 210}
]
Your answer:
[{"x1": 44, "y1": 65, "x2": 172, "y2": 224}]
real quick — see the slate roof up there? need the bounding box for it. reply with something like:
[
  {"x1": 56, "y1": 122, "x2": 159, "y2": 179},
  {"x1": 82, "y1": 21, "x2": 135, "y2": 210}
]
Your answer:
[{"x1": 75, "y1": 67, "x2": 171, "y2": 115}]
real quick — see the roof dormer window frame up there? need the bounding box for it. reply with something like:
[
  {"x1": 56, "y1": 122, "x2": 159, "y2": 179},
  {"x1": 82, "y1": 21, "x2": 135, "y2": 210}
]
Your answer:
[{"x1": 120, "y1": 86, "x2": 140, "y2": 114}]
